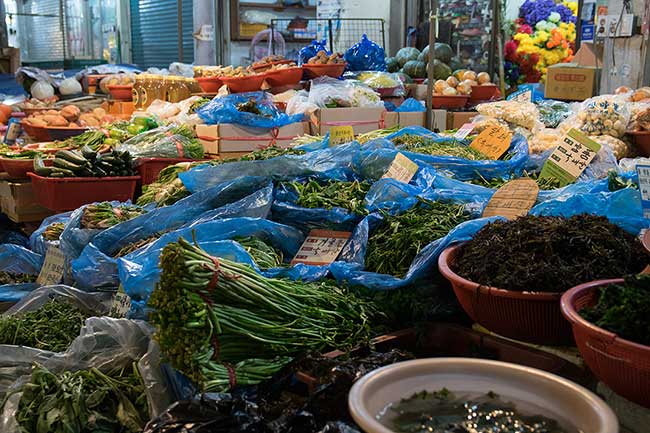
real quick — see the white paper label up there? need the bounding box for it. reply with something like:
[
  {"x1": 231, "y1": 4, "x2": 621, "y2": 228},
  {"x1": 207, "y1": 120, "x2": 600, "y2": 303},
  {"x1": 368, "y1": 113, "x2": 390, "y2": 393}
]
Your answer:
[
  {"x1": 382, "y1": 153, "x2": 418, "y2": 184},
  {"x1": 454, "y1": 123, "x2": 475, "y2": 139},
  {"x1": 291, "y1": 230, "x2": 351, "y2": 266},
  {"x1": 109, "y1": 292, "x2": 131, "y2": 318},
  {"x1": 637, "y1": 164, "x2": 650, "y2": 219},
  {"x1": 36, "y1": 246, "x2": 65, "y2": 286}
]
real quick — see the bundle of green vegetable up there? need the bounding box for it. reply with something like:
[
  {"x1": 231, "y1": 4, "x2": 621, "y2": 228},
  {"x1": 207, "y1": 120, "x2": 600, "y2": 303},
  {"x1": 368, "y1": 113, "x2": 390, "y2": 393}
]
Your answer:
[
  {"x1": 136, "y1": 161, "x2": 204, "y2": 206},
  {"x1": 366, "y1": 199, "x2": 473, "y2": 277},
  {"x1": 190, "y1": 97, "x2": 211, "y2": 113},
  {"x1": 0, "y1": 300, "x2": 88, "y2": 352},
  {"x1": 580, "y1": 274, "x2": 650, "y2": 346},
  {"x1": 34, "y1": 147, "x2": 134, "y2": 178},
  {"x1": 235, "y1": 145, "x2": 305, "y2": 161},
  {"x1": 0, "y1": 272, "x2": 36, "y2": 285},
  {"x1": 13, "y1": 363, "x2": 148, "y2": 433},
  {"x1": 285, "y1": 179, "x2": 371, "y2": 215},
  {"x1": 42, "y1": 222, "x2": 66, "y2": 241},
  {"x1": 468, "y1": 172, "x2": 561, "y2": 190},
  {"x1": 391, "y1": 134, "x2": 488, "y2": 160},
  {"x1": 0, "y1": 149, "x2": 43, "y2": 160},
  {"x1": 59, "y1": 117, "x2": 160, "y2": 153},
  {"x1": 234, "y1": 236, "x2": 284, "y2": 269},
  {"x1": 113, "y1": 233, "x2": 163, "y2": 258},
  {"x1": 118, "y1": 124, "x2": 204, "y2": 159},
  {"x1": 455, "y1": 215, "x2": 650, "y2": 293},
  {"x1": 356, "y1": 125, "x2": 400, "y2": 144},
  {"x1": 80, "y1": 202, "x2": 147, "y2": 230},
  {"x1": 149, "y1": 237, "x2": 373, "y2": 390}
]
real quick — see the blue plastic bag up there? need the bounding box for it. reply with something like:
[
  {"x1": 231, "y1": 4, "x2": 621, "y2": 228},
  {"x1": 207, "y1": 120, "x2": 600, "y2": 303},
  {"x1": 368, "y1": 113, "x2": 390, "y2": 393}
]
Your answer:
[
  {"x1": 29, "y1": 212, "x2": 73, "y2": 256},
  {"x1": 299, "y1": 39, "x2": 330, "y2": 65},
  {"x1": 344, "y1": 34, "x2": 386, "y2": 71},
  {"x1": 0, "y1": 244, "x2": 44, "y2": 302},
  {"x1": 118, "y1": 218, "x2": 329, "y2": 307},
  {"x1": 396, "y1": 98, "x2": 426, "y2": 113},
  {"x1": 196, "y1": 92, "x2": 303, "y2": 128},
  {"x1": 180, "y1": 141, "x2": 361, "y2": 193},
  {"x1": 71, "y1": 179, "x2": 272, "y2": 290}
]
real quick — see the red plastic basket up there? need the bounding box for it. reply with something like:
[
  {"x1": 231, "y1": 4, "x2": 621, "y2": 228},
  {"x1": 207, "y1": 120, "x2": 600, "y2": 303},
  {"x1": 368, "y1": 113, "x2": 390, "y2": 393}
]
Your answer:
[
  {"x1": 107, "y1": 84, "x2": 134, "y2": 101},
  {"x1": 439, "y1": 244, "x2": 574, "y2": 346},
  {"x1": 470, "y1": 84, "x2": 499, "y2": 101},
  {"x1": 561, "y1": 279, "x2": 650, "y2": 408},
  {"x1": 22, "y1": 121, "x2": 51, "y2": 141},
  {"x1": 28, "y1": 172, "x2": 140, "y2": 211},
  {"x1": 0, "y1": 158, "x2": 52, "y2": 179},
  {"x1": 196, "y1": 76, "x2": 224, "y2": 93},
  {"x1": 431, "y1": 95, "x2": 469, "y2": 109},
  {"x1": 136, "y1": 158, "x2": 196, "y2": 185},
  {"x1": 221, "y1": 74, "x2": 266, "y2": 93},
  {"x1": 263, "y1": 67, "x2": 303, "y2": 87},
  {"x1": 302, "y1": 63, "x2": 347, "y2": 79}
]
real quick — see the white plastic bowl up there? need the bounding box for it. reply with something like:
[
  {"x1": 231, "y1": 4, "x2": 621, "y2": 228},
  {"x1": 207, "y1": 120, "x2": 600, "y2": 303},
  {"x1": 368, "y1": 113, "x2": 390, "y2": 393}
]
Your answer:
[{"x1": 348, "y1": 357, "x2": 618, "y2": 433}]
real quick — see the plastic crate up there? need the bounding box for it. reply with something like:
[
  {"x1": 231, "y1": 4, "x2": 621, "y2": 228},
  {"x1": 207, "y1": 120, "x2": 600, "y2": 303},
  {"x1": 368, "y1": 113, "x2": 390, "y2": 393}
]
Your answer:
[
  {"x1": 28, "y1": 172, "x2": 139, "y2": 211},
  {"x1": 439, "y1": 244, "x2": 574, "y2": 346},
  {"x1": 136, "y1": 158, "x2": 196, "y2": 185},
  {"x1": 0, "y1": 158, "x2": 52, "y2": 179}
]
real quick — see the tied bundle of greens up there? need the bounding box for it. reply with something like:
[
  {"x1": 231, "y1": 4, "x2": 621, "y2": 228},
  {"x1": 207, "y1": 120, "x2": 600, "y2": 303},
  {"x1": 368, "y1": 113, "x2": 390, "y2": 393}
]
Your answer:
[
  {"x1": 0, "y1": 272, "x2": 36, "y2": 285},
  {"x1": 0, "y1": 301, "x2": 88, "y2": 352},
  {"x1": 14, "y1": 363, "x2": 148, "y2": 433},
  {"x1": 113, "y1": 233, "x2": 163, "y2": 258},
  {"x1": 580, "y1": 274, "x2": 650, "y2": 346},
  {"x1": 80, "y1": 202, "x2": 147, "y2": 230},
  {"x1": 286, "y1": 179, "x2": 371, "y2": 215},
  {"x1": 149, "y1": 237, "x2": 373, "y2": 391},
  {"x1": 391, "y1": 134, "x2": 488, "y2": 160},
  {"x1": 234, "y1": 236, "x2": 284, "y2": 269},
  {"x1": 366, "y1": 199, "x2": 472, "y2": 278},
  {"x1": 136, "y1": 161, "x2": 203, "y2": 206},
  {"x1": 455, "y1": 215, "x2": 650, "y2": 293},
  {"x1": 42, "y1": 222, "x2": 65, "y2": 241}
]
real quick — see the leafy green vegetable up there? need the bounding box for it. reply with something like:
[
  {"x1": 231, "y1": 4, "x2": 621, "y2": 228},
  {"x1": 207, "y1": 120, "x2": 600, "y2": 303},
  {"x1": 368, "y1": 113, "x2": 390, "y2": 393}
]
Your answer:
[
  {"x1": 80, "y1": 202, "x2": 147, "y2": 229},
  {"x1": 391, "y1": 134, "x2": 488, "y2": 160},
  {"x1": 42, "y1": 222, "x2": 65, "y2": 241},
  {"x1": 233, "y1": 236, "x2": 284, "y2": 269},
  {"x1": 286, "y1": 179, "x2": 371, "y2": 215}
]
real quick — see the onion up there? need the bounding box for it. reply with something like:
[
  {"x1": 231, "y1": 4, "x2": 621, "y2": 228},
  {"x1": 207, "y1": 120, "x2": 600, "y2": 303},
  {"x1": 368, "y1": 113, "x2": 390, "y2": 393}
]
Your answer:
[{"x1": 30, "y1": 81, "x2": 55, "y2": 100}]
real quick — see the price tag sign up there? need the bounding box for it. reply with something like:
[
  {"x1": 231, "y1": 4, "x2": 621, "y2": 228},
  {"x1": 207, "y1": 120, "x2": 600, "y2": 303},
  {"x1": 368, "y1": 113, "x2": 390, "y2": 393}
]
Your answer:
[
  {"x1": 329, "y1": 125, "x2": 355, "y2": 146},
  {"x1": 109, "y1": 291, "x2": 131, "y2": 318},
  {"x1": 482, "y1": 179, "x2": 540, "y2": 220},
  {"x1": 291, "y1": 230, "x2": 352, "y2": 266},
  {"x1": 36, "y1": 246, "x2": 65, "y2": 286},
  {"x1": 539, "y1": 129, "x2": 601, "y2": 187},
  {"x1": 454, "y1": 123, "x2": 476, "y2": 140},
  {"x1": 469, "y1": 125, "x2": 512, "y2": 160},
  {"x1": 508, "y1": 88, "x2": 532, "y2": 103},
  {"x1": 636, "y1": 164, "x2": 650, "y2": 219},
  {"x1": 382, "y1": 153, "x2": 419, "y2": 184}
]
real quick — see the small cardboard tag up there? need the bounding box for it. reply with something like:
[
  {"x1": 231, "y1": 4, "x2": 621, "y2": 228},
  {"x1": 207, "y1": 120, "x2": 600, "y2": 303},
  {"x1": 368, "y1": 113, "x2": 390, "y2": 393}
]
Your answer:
[
  {"x1": 508, "y1": 88, "x2": 532, "y2": 102},
  {"x1": 540, "y1": 128, "x2": 601, "y2": 187},
  {"x1": 291, "y1": 230, "x2": 351, "y2": 266},
  {"x1": 329, "y1": 125, "x2": 355, "y2": 146},
  {"x1": 469, "y1": 125, "x2": 512, "y2": 160},
  {"x1": 454, "y1": 123, "x2": 475, "y2": 139},
  {"x1": 36, "y1": 246, "x2": 65, "y2": 286},
  {"x1": 636, "y1": 164, "x2": 650, "y2": 219},
  {"x1": 109, "y1": 291, "x2": 131, "y2": 318},
  {"x1": 382, "y1": 153, "x2": 419, "y2": 184},
  {"x1": 482, "y1": 178, "x2": 540, "y2": 220}
]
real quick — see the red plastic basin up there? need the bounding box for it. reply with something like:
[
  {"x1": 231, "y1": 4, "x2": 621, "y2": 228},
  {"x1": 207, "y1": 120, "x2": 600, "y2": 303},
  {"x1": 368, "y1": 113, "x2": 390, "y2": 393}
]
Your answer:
[
  {"x1": 470, "y1": 84, "x2": 499, "y2": 101},
  {"x1": 561, "y1": 279, "x2": 650, "y2": 408},
  {"x1": 47, "y1": 126, "x2": 89, "y2": 141},
  {"x1": 264, "y1": 67, "x2": 304, "y2": 87},
  {"x1": 107, "y1": 84, "x2": 134, "y2": 101},
  {"x1": 28, "y1": 172, "x2": 140, "y2": 211},
  {"x1": 22, "y1": 121, "x2": 51, "y2": 141},
  {"x1": 302, "y1": 63, "x2": 347, "y2": 79},
  {"x1": 0, "y1": 158, "x2": 52, "y2": 179},
  {"x1": 438, "y1": 243, "x2": 574, "y2": 346},
  {"x1": 136, "y1": 157, "x2": 198, "y2": 185},
  {"x1": 431, "y1": 95, "x2": 469, "y2": 109},
  {"x1": 196, "y1": 76, "x2": 224, "y2": 93},
  {"x1": 221, "y1": 75, "x2": 266, "y2": 93}
]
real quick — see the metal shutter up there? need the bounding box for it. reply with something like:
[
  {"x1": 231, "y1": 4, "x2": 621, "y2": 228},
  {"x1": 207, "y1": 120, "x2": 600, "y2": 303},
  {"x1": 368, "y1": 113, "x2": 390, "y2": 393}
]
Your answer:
[
  {"x1": 130, "y1": 0, "x2": 194, "y2": 69},
  {"x1": 18, "y1": 0, "x2": 64, "y2": 63}
]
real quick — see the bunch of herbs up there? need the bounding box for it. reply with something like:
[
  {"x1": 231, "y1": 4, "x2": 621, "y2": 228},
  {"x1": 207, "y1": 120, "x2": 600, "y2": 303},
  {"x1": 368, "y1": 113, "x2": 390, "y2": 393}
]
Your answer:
[
  {"x1": 391, "y1": 134, "x2": 487, "y2": 160},
  {"x1": 286, "y1": 179, "x2": 370, "y2": 215}
]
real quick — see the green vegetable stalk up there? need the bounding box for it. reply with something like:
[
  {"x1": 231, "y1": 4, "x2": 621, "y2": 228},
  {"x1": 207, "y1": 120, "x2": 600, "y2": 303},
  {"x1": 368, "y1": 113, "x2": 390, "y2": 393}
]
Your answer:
[
  {"x1": 392, "y1": 134, "x2": 488, "y2": 160},
  {"x1": 366, "y1": 199, "x2": 472, "y2": 277},
  {"x1": 286, "y1": 179, "x2": 371, "y2": 215},
  {"x1": 42, "y1": 222, "x2": 65, "y2": 241},
  {"x1": 468, "y1": 171, "x2": 561, "y2": 190},
  {"x1": 113, "y1": 233, "x2": 163, "y2": 258},
  {"x1": 149, "y1": 237, "x2": 373, "y2": 391},
  {"x1": 0, "y1": 272, "x2": 36, "y2": 285},
  {"x1": 80, "y1": 202, "x2": 147, "y2": 230},
  {"x1": 234, "y1": 236, "x2": 284, "y2": 269},
  {"x1": 0, "y1": 301, "x2": 88, "y2": 352}
]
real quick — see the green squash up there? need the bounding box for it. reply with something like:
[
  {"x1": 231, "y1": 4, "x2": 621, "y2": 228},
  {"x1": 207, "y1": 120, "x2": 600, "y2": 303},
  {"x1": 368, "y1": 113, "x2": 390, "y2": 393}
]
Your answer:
[
  {"x1": 396, "y1": 47, "x2": 420, "y2": 67},
  {"x1": 403, "y1": 60, "x2": 427, "y2": 79},
  {"x1": 386, "y1": 57, "x2": 400, "y2": 73},
  {"x1": 433, "y1": 43, "x2": 454, "y2": 64},
  {"x1": 418, "y1": 45, "x2": 430, "y2": 63},
  {"x1": 432, "y1": 59, "x2": 452, "y2": 80},
  {"x1": 450, "y1": 56, "x2": 465, "y2": 72}
]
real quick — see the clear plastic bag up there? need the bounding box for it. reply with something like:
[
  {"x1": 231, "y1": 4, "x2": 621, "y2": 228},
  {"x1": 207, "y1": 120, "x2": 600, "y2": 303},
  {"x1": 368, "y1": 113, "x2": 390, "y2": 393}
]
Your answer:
[
  {"x1": 344, "y1": 34, "x2": 387, "y2": 72},
  {"x1": 308, "y1": 77, "x2": 383, "y2": 108},
  {"x1": 299, "y1": 40, "x2": 330, "y2": 65},
  {"x1": 117, "y1": 124, "x2": 204, "y2": 159},
  {"x1": 196, "y1": 91, "x2": 304, "y2": 128},
  {"x1": 286, "y1": 90, "x2": 319, "y2": 117},
  {"x1": 475, "y1": 100, "x2": 542, "y2": 131},
  {"x1": 345, "y1": 71, "x2": 405, "y2": 97},
  {"x1": 535, "y1": 99, "x2": 572, "y2": 128},
  {"x1": 572, "y1": 95, "x2": 630, "y2": 138}
]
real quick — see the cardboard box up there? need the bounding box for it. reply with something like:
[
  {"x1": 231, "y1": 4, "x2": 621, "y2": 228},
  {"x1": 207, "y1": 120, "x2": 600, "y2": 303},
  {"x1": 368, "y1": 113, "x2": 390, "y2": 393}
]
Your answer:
[
  {"x1": 0, "y1": 48, "x2": 20, "y2": 74},
  {"x1": 310, "y1": 107, "x2": 387, "y2": 136},
  {"x1": 0, "y1": 180, "x2": 52, "y2": 223},
  {"x1": 407, "y1": 84, "x2": 429, "y2": 101},
  {"x1": 545, "y1": 44, "x2": 600, "y2": 101},
  {"x1": 195, "y1": 122, "x2": 309, "y2": 156},
  {"x1": 447, "y1": 111, "x2": 478, "y2": 130},
  {"x1": 384, "y1": 111, "x2": 425, "y2": 129}
]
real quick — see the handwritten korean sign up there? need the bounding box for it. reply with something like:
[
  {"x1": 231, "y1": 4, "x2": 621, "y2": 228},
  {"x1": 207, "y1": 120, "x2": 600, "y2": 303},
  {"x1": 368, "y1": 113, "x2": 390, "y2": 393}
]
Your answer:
[
  {"x1": 469, "y1": 125, "x2": 512, "y2": 160},
  {"x1": 36, "y1": 246, "x2": 65, "y2": 286},
  {"x1": 636, "y1": 164, "x2": 650, "y2": 219},
  {"x1": 482, "y1": 179, "x2": 540, "y2": 220},
  {"x1": 382, "y1": 153, "x2": 419, "y2": 184},
  {"x1": 291, "y1": 230, "x2": 352, "y2": 266},
  {"x1": 329, "y1": 125, "x2": 355, "y2": 146},
  {"x1": 539, "y1": 128, "x2": 601, "y2": 187}
]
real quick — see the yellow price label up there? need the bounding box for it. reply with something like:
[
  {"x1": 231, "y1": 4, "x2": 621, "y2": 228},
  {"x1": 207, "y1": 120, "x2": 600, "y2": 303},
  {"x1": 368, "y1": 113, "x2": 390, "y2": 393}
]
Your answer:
[
  {"x1": 470, "y1": 125, "x2": 512, "y2": 160},
  {"x1": 482, "y1": 178, "x2": 540, "y2": 220},
  {"x1": 329, "y1": 125, "x2": 355, "y2": 146},
  {"x1": 37, "y1": 246, "x2": 65, "y2": 286},
  {"x1": 382, "y1": 153, "x2": 419, "y2": 184}
]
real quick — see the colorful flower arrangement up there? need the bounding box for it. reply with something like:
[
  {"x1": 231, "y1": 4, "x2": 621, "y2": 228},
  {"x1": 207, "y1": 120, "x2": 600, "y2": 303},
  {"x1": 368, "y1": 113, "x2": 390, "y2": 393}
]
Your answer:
[{"x1": 505, "y1": 0, "x2": 577, "y2": 84}]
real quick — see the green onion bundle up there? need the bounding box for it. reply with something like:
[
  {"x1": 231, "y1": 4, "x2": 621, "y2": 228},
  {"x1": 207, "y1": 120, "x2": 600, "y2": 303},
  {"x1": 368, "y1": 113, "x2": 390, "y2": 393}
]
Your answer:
[
  {"x1": 391, "y1": 134, "x2": 487, "y2": 160},
  {"x1": 287, "y1": 179, "x2": 371, "y2": 215},
  {"x1": 366, "y1": 199, "x2": 473, "y2": 277},
  {"x1": 113, "y1": 233, "x2": 163, "y2": 258},
  {"x1": 42, "y1": 222, "x2": 66, "y2": 241},
  {"x1": 149, "y1": 237, "x2": 373, "y2": 391},
  {"x1": 80, "y1": 202, "x2": 147, "y2": 230},
  {"x1": 233, "y1": 236, "x2": 284, "y2": 269},
  {"x1": 0, "y1": 301, "x2": 88, "y2": 352}
]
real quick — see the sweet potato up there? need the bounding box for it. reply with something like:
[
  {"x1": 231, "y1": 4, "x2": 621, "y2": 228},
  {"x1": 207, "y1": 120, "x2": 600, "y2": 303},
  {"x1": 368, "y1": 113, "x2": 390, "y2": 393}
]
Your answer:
[
  {"x1": 60, "y1": 105, "x2": 81, "y2": 121},
  {"x1": 48, "y1": 115, "x2": 69, "y2": 127}
]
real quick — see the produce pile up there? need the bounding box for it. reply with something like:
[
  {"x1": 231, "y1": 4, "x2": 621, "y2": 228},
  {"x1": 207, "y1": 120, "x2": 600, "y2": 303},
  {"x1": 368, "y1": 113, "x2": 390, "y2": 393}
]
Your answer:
[
  {"x1": 285, "y1": 179, "x2": 371, "y2": 215},
  {"x1": 23, "y1": 106, "x2": 115, "y2": 128},
  {"x1": 34, "y1": 148, "x2": 135, "y2": 178},
  {"x1": 387, "y1": 43, "x2": 457, "y2": 80},
  {"x1": 0, "y1": 271, "x2": 36, "y2": 285},
  {"x1": 42, "y1": 222, "x2": 65, "y2": 241},
  {"x1": 306, "y1": 50, "x2": 345, "y2": 65},
  {"x1": 80, "y1": 202, "x2": 147, "y2": 229},
  {"x1": 391, "y1": 134, "x2": 488, "y2": 160}
]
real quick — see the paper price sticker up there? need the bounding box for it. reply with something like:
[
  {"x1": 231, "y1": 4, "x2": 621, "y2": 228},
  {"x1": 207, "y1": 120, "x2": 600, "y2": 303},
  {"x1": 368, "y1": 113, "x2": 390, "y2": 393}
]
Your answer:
[
  {"x1": 540, "y1": 129, "x2": 601, "y2": 187},
  {"x1": 382, "y1": 153, "x2": 418, "y2": 184},
  {"x1": 454, "y1": 123, "x2": 476, "y2": 140},
  {"x1": 109, "y1": 291, "x2": 131, "y2": 318},
  {"x1": 329, "y1": 125, "x2": 355, "y2": 146},
  {"x1": 469, "y1": 125, "x2": 512, "y2": 160},
  {"x1": 36, "y1": 246, "x2": 65, "y2": 286},
  {"x1": 482, "y1": 178, "x2": 540, "y2": 220},
  {"x1": 636, "y1": 164, "x2": 650, "y2": 219},
  {"x1": 508, "y1": 89, "x2": 532, "y2": 103},
  {"x1": 291, "y1": 230, "x2": 352, "y2": 266}
]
